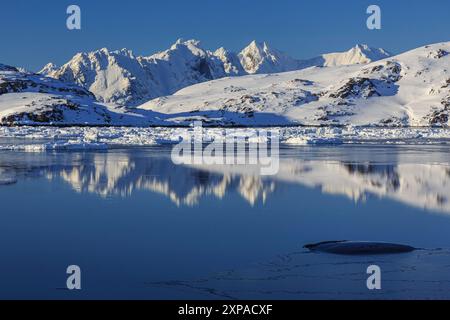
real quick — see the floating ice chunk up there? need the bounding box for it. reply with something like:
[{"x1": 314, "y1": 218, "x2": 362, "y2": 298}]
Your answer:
[
  {"x1": 0, "y1": 171, "x2": 17, "y2": 185},
  {"x1": 2, "y1": 126, "x2": 450, "y2": 147},
  {"x1": 0, "y1": 140, "x2": 108, "y2": 152},
  {"x1": 284, "y1": 136, "x2": 343, "y2": 145}
]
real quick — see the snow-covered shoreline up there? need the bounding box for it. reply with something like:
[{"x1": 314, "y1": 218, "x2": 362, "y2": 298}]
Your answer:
[{"x1": 1, "y1": 125, "x2": 450, "y2": 150}]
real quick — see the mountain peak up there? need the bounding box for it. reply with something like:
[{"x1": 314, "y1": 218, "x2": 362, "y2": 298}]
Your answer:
[
  {"x1": 214, "y1": 47, "x2": 228, "y2": 56},
  {"x1": 113, "y1": 48, "x2": 135, "y2": 58},
  {"x1": 239, "y1": 40, "x2": 298, "y2": 74},
  {"x1": 302, "y1": 44, "x2": 392, "y2": 67},
  {"x1": 39, "y1": 62, "x2": 58, "y2": 74},
  {"x1": 248, "y1": 40, "x2": 262, "y2": 47},
  {"x1": 352, "y1": 44, "x2": 389, "y2": 54},
  {"x1": 354, "y1": 44, "x2": 371, "y2": 51},
  {"x1": 350, "y1": 44, "x2": 391, "y2": 62},
  {"x1": 213, "y1": 47, "x2": 245, "y2": 76},
  {"x1": 171, "y1": 38, "x2": 201, "y2": 50},
  {"x1": 243, "y1": 40, "x2": 270, "y2": 54}
]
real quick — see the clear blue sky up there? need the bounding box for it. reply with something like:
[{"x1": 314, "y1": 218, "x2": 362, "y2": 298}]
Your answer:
[{"x1": 1, "y1": 0, "x2": 449, "y2": 71}]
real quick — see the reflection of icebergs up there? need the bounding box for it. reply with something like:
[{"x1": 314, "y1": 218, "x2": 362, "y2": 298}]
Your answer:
[{"x1": 0, "y1": 168, "x2": 17, "y2": 185}]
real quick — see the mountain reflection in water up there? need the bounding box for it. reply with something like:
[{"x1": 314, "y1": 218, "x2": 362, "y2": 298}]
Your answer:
[{"x1": 0, "y1": 145, "x2": 449, "y2": 213}]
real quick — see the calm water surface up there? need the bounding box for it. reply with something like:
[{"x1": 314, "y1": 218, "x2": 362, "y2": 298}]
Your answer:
[{"x1": 1, "y1": 143, "x2": 450, "y2": 299}]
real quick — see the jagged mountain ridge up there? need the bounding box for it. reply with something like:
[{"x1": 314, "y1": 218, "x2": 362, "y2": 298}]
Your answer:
[
  {"x1": 40, "y1": 40, "x2": 390, "y2": 106},
  {"x1": 140, "y1": 42, "x2": 450, "y2": 127}
]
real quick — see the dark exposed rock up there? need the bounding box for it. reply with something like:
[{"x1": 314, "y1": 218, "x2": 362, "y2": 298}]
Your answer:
[
  {"x1": 442, "y1": 95, "x2": 450, "y2": 108},
  {"x1": 0, "y1": 75, "x2": 95, "y2": 98},
  {"x1": 0, "y1": 101, "x2": 81, "y2": 125},
  {"x1": 429, "y1": 110, "x2": 449, "y2": 126},
  {"x1": 224, "y1": 86, "x2": 246, "y2": 93},
  {"x1": 442, "y1": 78, "x2": 450, "y2": 89},
  {"x1": 2, "y1": 109, "x2": 64, "y2": 124},
  {"x1": 428, "y1": 49, "x2": 449, "y2": 59},
  {"x1": 287, "y1": 78, "x2": 314, "y2": 86},
  {"x1": 327, "y1": 62, "x2": 401, "y2": 100},
  {"x1": 378, "y1": 116, "x2": 408, "y2": 127},
  {"x1": 0, "y1": 79, "x2": 30, "y2": 94},
  {"x1": 380, "y1": 118, "x2": 394, "y2": 124},
  {"x1": 329, "y1": 78, "x2": 381, "y2": 99},
  {"x1": 427, "y1": 97, "x2": 450, "y2": 126},
  {"x1": 360, "y1": 61, "x2": 402, "y2": 82},
  {"x1": 240, "y1": 94, "x2": 261, "y2": 104}
]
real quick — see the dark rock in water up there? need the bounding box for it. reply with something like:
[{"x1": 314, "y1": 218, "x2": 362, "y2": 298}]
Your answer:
[{"x1": 304, "y1": 240, "x2": 416, "y2": 255}]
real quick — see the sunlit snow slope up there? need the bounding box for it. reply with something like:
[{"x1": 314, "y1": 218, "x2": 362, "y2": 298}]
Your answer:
[{"x1": 139, "y1": 42, "x2": 450, "y2": 127}]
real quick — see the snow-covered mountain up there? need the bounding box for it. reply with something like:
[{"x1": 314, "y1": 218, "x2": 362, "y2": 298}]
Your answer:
[
  {"x1": 213, "y1": 47, "x2": 246, "y2": 76},
  {"x1": 3, "y1": 41, "x2": 448, "y2": 127},
  {"x1": 40, "y1": 40, "x2": 390, "y2": 107},
  {"x1": 140, "y1": 42, "x2": 450, "y2": 127},
  {"x1": 300, "y1": 44, "x2": 390, "y2": 68},
  {"x1": 40, "y1": 40, "x2": 227, "y2": 107},
  {"x1": 237, "y1": 41, "x2": 301, "y2": 74}
]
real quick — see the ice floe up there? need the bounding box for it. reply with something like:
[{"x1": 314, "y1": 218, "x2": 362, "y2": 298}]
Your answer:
[{"x1": 1, "y1": 125, "x2": 450, "y2": 150}]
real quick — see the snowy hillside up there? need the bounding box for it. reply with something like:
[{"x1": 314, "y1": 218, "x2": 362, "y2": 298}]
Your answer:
[
  {"x1": 40, "y1": 40, "x2": 389, "y2": 107},
  {"x1": 140, "y1": 42, "x2": 450, "y2": 127},
  {"x1": 0, "y1": 64, "x2": 157, "y2": 126},
  {"x1": 0, "y1": 64, "x2": 110, "y2": 125}
]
